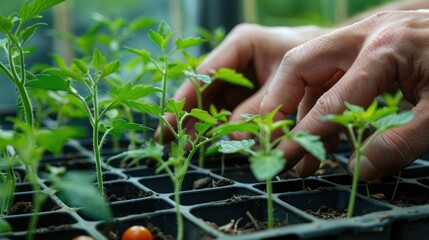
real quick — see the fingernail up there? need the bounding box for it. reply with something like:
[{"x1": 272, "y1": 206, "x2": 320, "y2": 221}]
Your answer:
[{"x1": 349, "y1": 155, "x2": 378, "y2": 180}]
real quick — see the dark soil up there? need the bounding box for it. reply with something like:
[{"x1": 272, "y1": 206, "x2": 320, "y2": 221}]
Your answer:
[
  {"x1": 106, "y1": 190, "x2": 154, "y2": 202},
  {"x1": 193, "y1": 177, "x2": 234, "y2": 190},
  {"x1": 305, "y1": 205, "x2": 348, "y2": 219},
  {"x1": 7, "y1": 201, "x2": 33, "y2": 215},
  {"x1": 146, "y1": 222, "x2": 175, "y2": 240},
  {"x1": 205, "y1": 218, "x2": 288, "y2": 235},
  {"x1": 225, "y1": 195, "x2": 252, "y2": 203},
  {"x1": 371, "y1": 192, "x2": 429, "y2": 207}
]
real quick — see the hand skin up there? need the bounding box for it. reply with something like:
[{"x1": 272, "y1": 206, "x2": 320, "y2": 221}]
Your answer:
[
  {"x1": 260, "y1": 10, "x2": 429, "y2": 180},
  {"x1": 159, "y1": 24, "x2": 329, "y2": 142}
]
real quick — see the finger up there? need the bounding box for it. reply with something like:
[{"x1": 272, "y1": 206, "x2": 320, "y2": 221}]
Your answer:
[{"x1": 349, "y1": 100, "x2": 429, "y2": 180}]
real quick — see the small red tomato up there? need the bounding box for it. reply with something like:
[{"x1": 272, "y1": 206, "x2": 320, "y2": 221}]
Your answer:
[
  {"x1": 71, "y1": 236, "x2": 95, "y2": 240},
  {"x1": 122, "y1": 225, "x2": 154, "y2": 240}
]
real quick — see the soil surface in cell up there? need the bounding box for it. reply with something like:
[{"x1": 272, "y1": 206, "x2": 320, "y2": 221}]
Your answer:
[
  {"x1": 7, "y1": 201, "x2": 61, "y2": 215},
  {"x1": 106, "y1": 190, "x2": 154, "y2": 202},
  {"x1": 371, "y1": 192, "x2": 429, "y2": 207},
  {"x1": 205, "y1": 216, "x2": 288, "y2": 235},
  {"x1": 193, "y1": 177, "x2": 234, "y2": 190},
  {"x1": 305, "y1": 205, "x2": 348, "y2": 219}
]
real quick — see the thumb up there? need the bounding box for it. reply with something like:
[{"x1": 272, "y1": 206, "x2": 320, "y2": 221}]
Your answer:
[{"x1": 349, "y1": 103, "x2": 429, "y2": 180}]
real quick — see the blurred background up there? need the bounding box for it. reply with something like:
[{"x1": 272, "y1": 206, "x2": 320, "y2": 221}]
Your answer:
[{"x1": 0, "y1": 0, "x2": 394, "y2": 111}]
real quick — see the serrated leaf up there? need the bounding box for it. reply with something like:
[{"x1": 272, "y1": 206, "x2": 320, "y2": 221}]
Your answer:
[
  {"x1": 195, "y1": 122, "x2": 214, "y2": 135},
  {"x1": 21, "y1": 23, "x2": 45, "y2": 44},
  {"x1": 323, "y1": 112, "x2": 354, "y2": 127},
  {"x1": 250, "y1": 150, "x2": 285, "y2": 181},
  {"x1": 189, "y1": 109, "x2": 217, "y2": 124},
  {"x1": 175, "y1": 37, "x2": 206, "y2": 49},
  {"x1": 125, "y1": 47, "x2": 151, "y2": 61},
  {"x1": 219, "y1": 139, "x2": 255, "y2": 154},
  {"x1": 19, "y1": 0, "x2": 65, "y2": 25},
  {"x1": 101, "y1": 60, "x2": 120, "y2": 78},
  {"x1": 0, "y1": 13, "x2": 14, "y2": 34},
  {"x1": 148, "y1": 29, "x2": 164, "y2": 49},
  {"x1": 72, "y1": 59, "x2": 89, "y2": 73},
  {"x1": 124, "y1": 100, "x2": 162, "y2": 117},
  {"x1": 292, "y1": 131, "x2": 326, "y2": 161},
  {"x1": 91, "y1": 48, "x2": 105, "y2": 72},
  {"x1": 212, "y1": 68, "x2": 253, "y2": 89},
  {"x1": 166, "y1": 99, "x2": 186, "y2": 115},
  {"x1": 128, "y1": 17, "x2": 157, "y2": 31},
  {"x1": 26, "y1": 74, "x2": 71, "y2": 92},
  {"x1": 209, "y1": 121, "x2": 259, "y2": 138},
  {"x1": 372, "y1": 111, "x2": 414, "y2": 131},
  {"x1": 345, "y1": 102, "x2": 364, "y2": 113}
]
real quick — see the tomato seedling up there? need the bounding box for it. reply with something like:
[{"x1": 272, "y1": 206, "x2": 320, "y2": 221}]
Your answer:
[
  {"x1": 218, "y1": 105, "x2": 326, "y2": 228},
  {"x1": 324, "y1": 101, "x2": 414, "y2": 217}
]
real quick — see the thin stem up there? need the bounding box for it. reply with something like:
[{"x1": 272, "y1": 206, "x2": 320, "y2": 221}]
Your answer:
[
  {"x1": 91, "y1": 84, "x2": 104, "y2": 196},
  {"x1": 365, "y1": 182, "x2": 370, "y2": 197},
  {"x1": 0, "y1": 62, "x2": 16, "y2": 84},
  {"x1": 125, "y1": 107, "x2": 136, "y2": 149},
  {"x1": 16, "y1": 81, "x2": 34, "y2": 128},
  {"x1": 266, "y1": 178, "x2": 273, "y2": 228},
  {"x1": 158, "y1": 54, "x2": 169, "y2": 144},
  {"x1": 391, "y1": 171, "x2": 401, "y2": 202},
  {"x1": 174, "y1": 180, "x2": 184, "y2": 240}
]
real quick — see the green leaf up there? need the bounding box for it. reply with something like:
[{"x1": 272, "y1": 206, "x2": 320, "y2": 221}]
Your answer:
[
  {"x1": 26, "y1": 74, "x2": 71, "y2": 92},
  {"x1": 91, "y1": 48, "x2": 105, "y2": 72},
  {"x1": 372, "y1": 111, "x2": 414, "y2": 131},
  {"x1": 323, "y1": 112, "x2": 354, "y2": 127},
  {"x1": 0, "y1": 13, "x2": 14, "y2": 34},
  {"x1": 0, "y1": 129, "x2": 18, "y2": 149},
  {"x1": 209, "y1": 121, "x2": 259, "y2": 138},
  {"x1": 124, "y1": 100, "x2": 162, "y2": 117},
  {"x1": 108, "y1": 119, "x2": 152, "y2": 137},
  {"x1": 175, "y1": 37, "x2": 206, "y2": 49},
  {"x1": 345, "y1": 102, "x2": 364, "y2": 113},
  {"x1": 0, "y1": 218, "x2": 11, "y2": 233},
  {"x1": 250, "y1": 150, "x2": 285, "y2": 181},
  {"x1": 128, "y1": 17, "x2": 157, "y2": 31},
  {"x1": 111, "y1": 83, "x2": 161, "y2": 101},
  {"x1": 148, "y1": 29, "x2": 164, "y2": 49},
  {"x1": 19, "y1": 0, "x2": 65, "y2": 25},
  {"x1": 166, "y1": 99, "x2": 186, "y2": 116},
  {"x1": 72, "y1": 59, "x2": 89, "y2": 73},
  {"x1": 21, "y1": 23, "x2": 46, "y2": 44},
  {"x1": 52, "y1": 172, "x2": 112, "y2": 221},
  {"x1": 184, "y1": 70, "x2": 211, "y2": 84},
  {"x1": 212, "y1": 68, "x2": 253, "y2": 89},
  {"x1": 158, "y1": 21, "x2": 172, "y2": 39},
  {"x1": 292, "y1": 131, "x2": 326, "y2": 161},
  {"x1": 101, "y1": 60, "x2": 120, "y2": 78},
  {"x1": 189, "y1": 109, "x2": 217, "y2": 124},
  {"x1": 125, "y1": 47, "x2": 151, "y2": 61},
  {"x1": 36, "y1": 127, "x2": 85, "y2": 154},
  {"x1": 219, "y1": 139, "x2": 255, "y2": 154}
]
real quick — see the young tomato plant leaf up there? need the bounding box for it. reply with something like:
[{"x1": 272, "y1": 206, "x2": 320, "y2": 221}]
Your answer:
[
  {"x1": 372, "y1": 111, "x2": 415, "y2": 131},
  {"x1": 51, "y1": 172, "x2": 112, "y2": 220},
  {"x1": 175, "y1": 37, "x2": 206, "y2": 49},
  {"x1": 36, "y1": 127, "x2": 85, "y2": 154},
  {"x1": 18, "y1": 0, "x2": 65, "y2": 25},
  {"x1": 101, "y1": 60, "x2": 120, "y2": 78},
  {"x1": 0, "y1": 14, "x2": 14, "y2": 33},
  {"x1": 166, "y1": 99, "x2": 186, "y2": 116},
  {"x1": 189, "y1": 109, "x2": 217, "y2": 124},
  {"x1": 124, "y1": 47, "x2": 151, "y2": 61},
  {"x1": 250, "y1": 150, "x2": 285, "y2": 181},
  {"x1": 26, "y1": 75, "x2": 71, "y2": 92},
  {"x1": 209, "y1": 121, "x2": 259, "y2": 138},
  {"x1": 21, "y1": 23, "x2": 46, "y2": 44},
  {"x1": 91, "y1": 48, "x2": 106, "y2": 73},
  {"x1": 291, "y1": 131, "x2": 326, "y2": 161},
  {"x1": 212, "y1": 68, "x2": 254, "y2": 89},
  {"x1": 148, "y1": 29, "x2": 164, "y2": 49},
  {"x1": 123, "y1": 100, "x2": 162, "y2": 117},
  {"x1": 219, "y1": 139, "x2": 255, "y2": 154}
]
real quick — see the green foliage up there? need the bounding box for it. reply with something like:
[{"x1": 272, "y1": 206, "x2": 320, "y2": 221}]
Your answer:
[
  {"x1": 324, "y1": 101, "x2": 414, "y2": 218},
  {"x1": 219, "y1": 105, "x2": 325, "y2": 228},
  {"x1": 0, "y1": 218, "x2": 11, "y2": 233},
  {"x1": 50, "y1": 172, "x2": 112, "y2": 220}
]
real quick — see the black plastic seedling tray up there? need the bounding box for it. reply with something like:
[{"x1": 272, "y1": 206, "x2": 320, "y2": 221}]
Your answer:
[{"x1": 2, "y1": 145, "x2": 429, "y2": 240}]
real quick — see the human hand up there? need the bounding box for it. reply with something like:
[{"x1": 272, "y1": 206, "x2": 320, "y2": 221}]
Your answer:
[
  {"x1": 260, "y1": 10, "x2": 429, "y2": 180},
  {"x1": 159, "y1": 24, "x2": 329, "y2": 142}
]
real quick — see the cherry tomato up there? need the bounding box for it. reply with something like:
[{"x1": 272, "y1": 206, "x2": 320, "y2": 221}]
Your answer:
[
  {"x1": 122, "y1": 225, "x2": 153, "y2": 240},
  {"x1": 71, "y1": 236, "x2": 95, "y2": 240}
]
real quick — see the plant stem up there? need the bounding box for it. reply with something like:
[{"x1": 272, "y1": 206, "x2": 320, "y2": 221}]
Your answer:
[
  {"x1": 125, "y1": 107, "x2": 136, "y2": 149},
  {"x1": 266, "y1": 178, "x2": 273, "y2": 229},
  {"x1": 91, "y1": 85, "x2": 104, "y2": 196},
  {"x1": 174, "y1": 180, "x2": 184, "y2": 240},
  {"x1": 158, "y1": 55, "x2": 169, "y2": 144},
  {"x1": 16, "y1": 81, "x2": 34, "y2": 129}
]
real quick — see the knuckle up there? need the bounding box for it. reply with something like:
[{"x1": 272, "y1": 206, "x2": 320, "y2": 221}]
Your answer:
[{"x1": 229, "y1": 23, "x2": 261, "y2": 38}]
